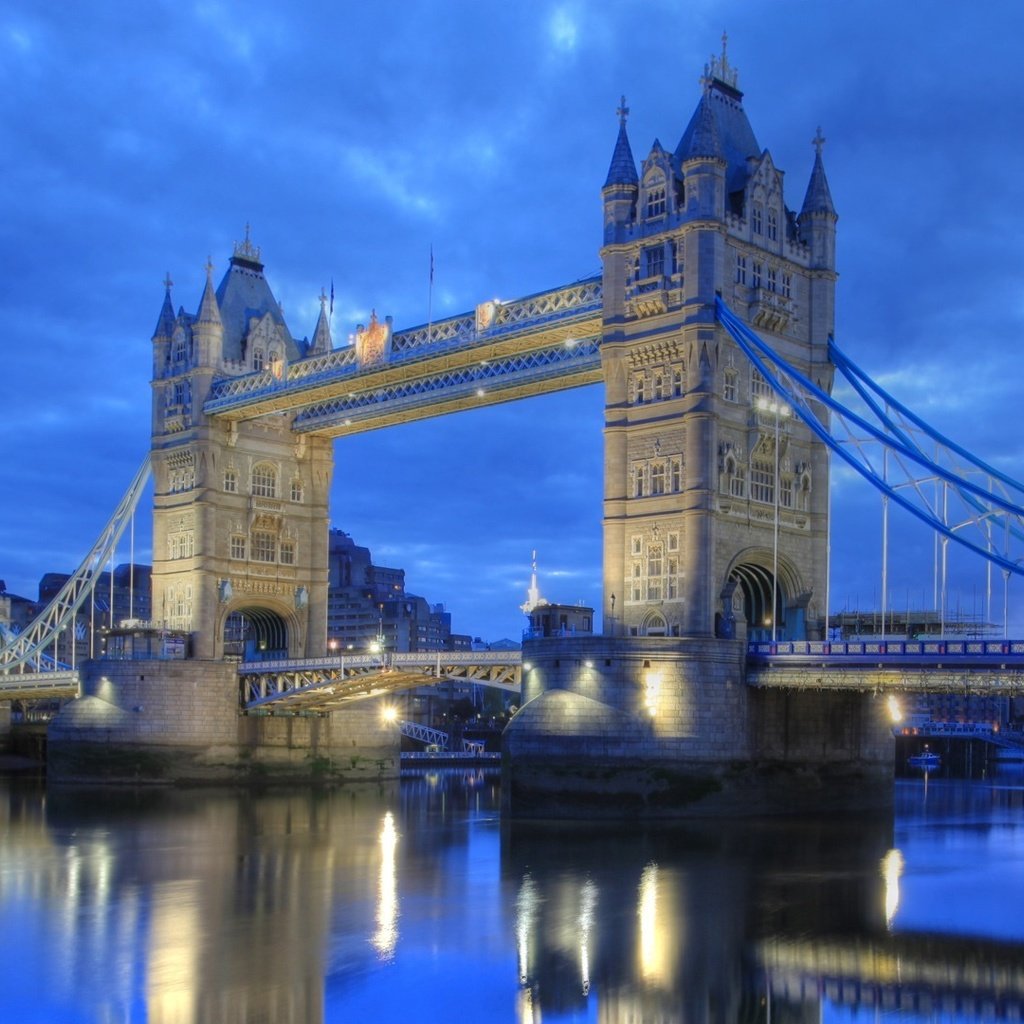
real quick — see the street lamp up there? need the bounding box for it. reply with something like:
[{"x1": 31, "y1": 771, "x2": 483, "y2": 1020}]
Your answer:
[{"x1": 757, "y1": 395, "x2": 790, "y2": 644}]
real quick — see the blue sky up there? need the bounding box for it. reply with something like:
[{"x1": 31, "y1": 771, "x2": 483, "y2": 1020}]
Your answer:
[{"x1": 3, "y1": 1, "x2": 1024, "y2": 641}]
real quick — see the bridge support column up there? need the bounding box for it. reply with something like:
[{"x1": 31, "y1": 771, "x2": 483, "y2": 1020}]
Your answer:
[
  {"x1": 0, "y1": 701, "x2": 10, "y2": 752},
  {"x1": 503, "y1": 637, "x2": 894, "y2": 818}
]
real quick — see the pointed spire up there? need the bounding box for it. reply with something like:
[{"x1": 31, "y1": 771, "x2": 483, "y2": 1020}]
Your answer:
[
  {"x1": 520, "y1": 550, "x2": 545, "y2": 614},
  {"x1": 800, "y1": 127, "x2": 836, "y2": 216},
  {"x1": 309, "y1": 287, "x2": 333, "y2": 355},
  {"x1": 153, "y1": 271, "x2": 176, "y2": 339},
  {"x1": 681, "y1": 92, "x2": 723, "y2": 162},
  {"x1": 197, "y1": 257, "x2": 221, "y2": 325},
  {"x1": 604, "y1": 95, "x2": 638, "y2": 188}
]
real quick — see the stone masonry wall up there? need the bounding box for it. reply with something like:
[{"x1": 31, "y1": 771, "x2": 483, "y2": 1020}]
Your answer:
[{"x1": 47, "y1": 658, "x2": 398, "y2": 783}]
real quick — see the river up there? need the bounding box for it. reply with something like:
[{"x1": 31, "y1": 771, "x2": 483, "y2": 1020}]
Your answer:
[{"x1": 1, "y1": 766, "x2": 1023, "y2": 1023}]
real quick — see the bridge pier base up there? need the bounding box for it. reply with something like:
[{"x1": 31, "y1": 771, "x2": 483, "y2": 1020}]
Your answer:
[
  {"x1": 46, "y1": 659, "x2": 399, "y2": 784},
  {"x1": 502, "y1": 637, "x2": 894, "y2": 818}
]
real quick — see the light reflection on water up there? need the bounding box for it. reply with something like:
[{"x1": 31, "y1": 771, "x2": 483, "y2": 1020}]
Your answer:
[{"x1": 0, "y1": 770, "x2": 1022, "y2": 1023}]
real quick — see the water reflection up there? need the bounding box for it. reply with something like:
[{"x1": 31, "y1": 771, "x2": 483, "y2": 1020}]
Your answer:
[{"x1": 0, "y1": 773, "x2": 1022, "y2": 1022}]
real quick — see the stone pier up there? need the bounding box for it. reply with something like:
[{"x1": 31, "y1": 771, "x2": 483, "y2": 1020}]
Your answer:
[
  {"x1": 47, "y1": 658, "x2": 398, "y2": 784},
  {"x1": 502, "y1": 636, "x2": 894, "y2": 818}
]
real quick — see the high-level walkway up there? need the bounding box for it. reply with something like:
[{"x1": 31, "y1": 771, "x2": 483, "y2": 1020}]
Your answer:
[{"x1": 204, "y1": 277, "x2": 603, "y2": 435}]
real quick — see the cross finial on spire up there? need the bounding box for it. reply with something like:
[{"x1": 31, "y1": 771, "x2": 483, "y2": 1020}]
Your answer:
[
  {"x1": 813, "y1": 126, "x2": 826, "y2": 155},
  {"x1": 617, "y1": 95, "x2": 629, "y2": 126},
  {"x1": 163, "y1": 272, "x2": 173, "y2": 291},
  {"x1": 205, "y1": 256, "x2": 213, "y2": 279}
]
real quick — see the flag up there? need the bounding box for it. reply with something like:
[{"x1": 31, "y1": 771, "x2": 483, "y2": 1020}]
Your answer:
[
  {"x1": 429, "y1": 245, "x2": 434, "y2": 285},
  {"x1": 329, "y1": 278, "x2": 334, "y2": 317}
]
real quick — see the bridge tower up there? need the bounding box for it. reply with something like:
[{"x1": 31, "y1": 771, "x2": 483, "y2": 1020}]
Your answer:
[
  {"x1": 599, "y1": 42, "x2": 836, "y2": 642},
  {"x1": 502, "y1": 45, "x2": 882, "y2": 819},
  {"x1": 149, "y1": 235, "x2": 334, "y2": 660}
]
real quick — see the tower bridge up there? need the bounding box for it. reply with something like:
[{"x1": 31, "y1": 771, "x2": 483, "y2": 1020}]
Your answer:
[{"x1": 6, "y1": 43, "x2": 1024, "y2": 806}]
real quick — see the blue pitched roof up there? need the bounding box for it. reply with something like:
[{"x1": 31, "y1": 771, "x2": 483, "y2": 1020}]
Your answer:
[
  {"x1": 215, "y1": 254, "x2": 303, "y2": 362},
  {"x1": 674, "y1": 80, "x2": 760, "y2": 194},
  {"x1": 604, "y1": 120, "x2": 638, "y2": 188}
]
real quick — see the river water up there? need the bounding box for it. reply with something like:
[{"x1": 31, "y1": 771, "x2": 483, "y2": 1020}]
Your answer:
[{"x1": 1, "y1": 766, "x2": 1023, "y2": 1023}]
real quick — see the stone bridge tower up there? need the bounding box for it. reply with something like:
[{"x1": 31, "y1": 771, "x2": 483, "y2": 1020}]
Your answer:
[
  {"x1": 149, "y1": 235, "x2": 334, "y2": 660},
  {"x1": 600, "y1": 42, "x2": 836, "y2": 643}
]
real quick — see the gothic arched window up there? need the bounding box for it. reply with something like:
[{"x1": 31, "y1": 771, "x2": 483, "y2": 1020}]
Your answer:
[{"x1": 251, "y1": 463, "x2": 278, "y2": 498}]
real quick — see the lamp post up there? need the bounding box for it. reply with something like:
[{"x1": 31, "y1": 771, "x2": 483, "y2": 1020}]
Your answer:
[{"x1": 757, "y1": 396, "x2": 790, "y2": 644}]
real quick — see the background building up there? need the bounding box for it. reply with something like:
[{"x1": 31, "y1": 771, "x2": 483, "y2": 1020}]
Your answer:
[{"x1": 326, "y1": 528, "x2": 471, "y2": 654}]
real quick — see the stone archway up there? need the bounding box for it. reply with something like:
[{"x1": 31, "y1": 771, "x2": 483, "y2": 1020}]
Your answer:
[
  {"x1": 725, "y1": 552, "x2": 807, "y2": 642},
  {"x1": 640, "y1": 610, "x2": 668, "y2": 637},
  {"x1": 223, "y1": 605, "x2": 290, "y2": 660}
]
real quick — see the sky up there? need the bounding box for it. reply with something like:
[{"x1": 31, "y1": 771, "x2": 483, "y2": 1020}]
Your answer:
[{"x1": 3, "y1": 0, "x2": 1024, "y2": 642}]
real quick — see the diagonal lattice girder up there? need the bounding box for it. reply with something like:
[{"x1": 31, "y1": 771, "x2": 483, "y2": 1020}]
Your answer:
[
  {"x1": 715, "y1": 297, "x2": 1024, "y2": 578},
  {"x1": 293, "y1": 334, "x2": 602, "y2": 434},
  {"x1": 0, "y1": 456, "x2": 151, "y2": 674}
]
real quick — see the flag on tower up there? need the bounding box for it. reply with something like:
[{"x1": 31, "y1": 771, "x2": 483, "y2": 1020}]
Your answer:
[
  {"x1": 429, "y1": 245, "x2": 434, "y2": 285},
  {"x1": 329, "y1": 278, "x2": 334, "y2": 317}
]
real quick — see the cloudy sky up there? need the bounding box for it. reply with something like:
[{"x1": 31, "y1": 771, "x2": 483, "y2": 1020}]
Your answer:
[{"x1": 3, "y1": 0, "x2": 1024, "y2": 641}]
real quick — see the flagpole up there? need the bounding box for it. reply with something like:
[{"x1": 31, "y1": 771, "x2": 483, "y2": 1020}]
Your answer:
[{"x1": 427, "y1": 245, "x2": 434, "y2": 343}]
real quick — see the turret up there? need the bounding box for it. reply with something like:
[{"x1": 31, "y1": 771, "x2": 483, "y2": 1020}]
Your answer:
[
  {"x1": 678, "y1": 91, "x2": 726, "y2": 222},
  {"x1": 151, "y1": 272, "x2": 176, "y2": 379},
  {"x1": 193, "y1": 258, "x2": 223, "y2": 368},
  {"x1": 602, "y1": 96, "x2": 638, "y2": 244},
  {"x1": 309, "y1": 288, "x2": 333, "y2": 356},
  {"x1": 798, "y1": 128, "x2": 837, "y2": 270}
]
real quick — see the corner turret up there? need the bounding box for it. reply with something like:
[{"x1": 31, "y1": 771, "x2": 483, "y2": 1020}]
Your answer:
[
  {"x1": 602, "y1": 96, "x2": 638, "y2": 245},
  {"x1": 193, "y1": 258, "x2": 223, "y2": 368},
  {"x1": 152, "y1": 273, "x2": 176, "y2": 379},
  {"x1": 798, "y1": 128, "x2": 837, "y2": 270},
  {"x1": 309, "y1": 288, "x2": 333, "y2": 356}
]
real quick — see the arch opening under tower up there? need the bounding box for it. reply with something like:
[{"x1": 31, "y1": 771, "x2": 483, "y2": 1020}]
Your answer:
[{"x1": 223, "y1": 607, "x2": 289, "y2": 661}]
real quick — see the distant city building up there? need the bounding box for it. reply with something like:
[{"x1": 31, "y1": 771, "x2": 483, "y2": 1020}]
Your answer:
[{"x1": 326, "y1": 528, "x2": 470, "y2": 653}]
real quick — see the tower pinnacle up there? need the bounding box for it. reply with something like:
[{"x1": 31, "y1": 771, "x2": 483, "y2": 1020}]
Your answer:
[
  {"x1": 520, "y1": 550, "x2": 545, "y2": 614},
  {"x1": 702, "y1": 29, "x2": 739, "y2": 91}
]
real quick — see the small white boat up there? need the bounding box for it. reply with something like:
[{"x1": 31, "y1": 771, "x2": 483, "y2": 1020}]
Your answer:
[{"x1": 907, "y1": 751, "x2": 941, "y2": 770}]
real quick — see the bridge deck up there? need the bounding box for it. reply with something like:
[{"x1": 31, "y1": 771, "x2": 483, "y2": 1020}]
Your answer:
[
  {"x1": 239, "y1": 651, "x2": 521, "y2": 714},
  {"x1": 748, "y1": 639, "x2": 1024, "y2": 694}
]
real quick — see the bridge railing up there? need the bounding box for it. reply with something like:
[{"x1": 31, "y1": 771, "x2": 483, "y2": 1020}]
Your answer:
[{"x1": 749, "y1": 639, "x2": 1024, "y2": 658}]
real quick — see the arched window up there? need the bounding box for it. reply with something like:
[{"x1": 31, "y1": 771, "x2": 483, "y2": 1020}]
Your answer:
[
  {"x1": 290, "y1": 479, "x2": 303, "y2": 502},
  {"x1": 752, "y1": 203, "x2": 763, "y2": 235},
  {"x1": 645, "y1": 174, "x2": 666, "y2": 218},
  {"x1": 251, "y1": 463, "x2": 277, "y2": 498},
  {"x1": 767, "y1": 208, "x2": 778, "y2": 241},
  {"x1": 723, "y1": 369, "x2": 738, "y2": 402},
  {"x1": 253, "y1": 348, "x2": 265, "y2": 371}
]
